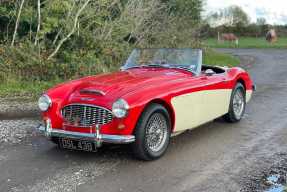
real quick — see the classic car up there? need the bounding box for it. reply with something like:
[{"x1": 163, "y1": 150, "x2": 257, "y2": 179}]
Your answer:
[{"x1": 38, "y1": 48, "x2": 255, "y2": 160}]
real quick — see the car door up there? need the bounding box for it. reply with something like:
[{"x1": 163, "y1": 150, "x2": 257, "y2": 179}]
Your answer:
[
  {"x1": 200, "y1": 72, "x2": 232, "y2": 122},
  {"x1": 171, "y1": 74, "x2": 211, "y2": 132},
  {"x1": 171, "y1": 72, "x2": 231, "y2": 132}
]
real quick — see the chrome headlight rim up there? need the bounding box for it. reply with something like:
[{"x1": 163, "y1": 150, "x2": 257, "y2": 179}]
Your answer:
[
  {"x1": 112, "y1": 98, "x2": 129, "y2": 118},
  {"x1": 38, "y1": 94, "x2": 52, "y2": 112}
]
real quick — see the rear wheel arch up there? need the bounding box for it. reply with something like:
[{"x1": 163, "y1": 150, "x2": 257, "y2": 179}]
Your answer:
[{"x1": 236, "y1": 78, "x2": 246, "y2": 91}]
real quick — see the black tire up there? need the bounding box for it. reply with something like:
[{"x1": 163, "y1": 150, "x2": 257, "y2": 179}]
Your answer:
[
  {"x1": 224, "y1": 83, "x2": 246, "y2": 123},
  {"x1": 131, "y1": 103, "x2": 171, "y2": 161},
  {"x1": 50, "y1": 136, "x2": 59, "y2": 144}
]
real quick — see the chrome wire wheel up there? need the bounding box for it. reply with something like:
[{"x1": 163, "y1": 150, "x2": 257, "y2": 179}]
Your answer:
[
  {"x1": 232, "y1": 89, "x2": 245, "y2": 119},
  {"x1": 145, "y1": 113, "x2": 168, "y2": 153}
]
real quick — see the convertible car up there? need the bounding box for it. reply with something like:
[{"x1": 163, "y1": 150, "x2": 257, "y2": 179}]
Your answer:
[{"x1": 38, "y1": 48, "x2": 255, "y2": 160}]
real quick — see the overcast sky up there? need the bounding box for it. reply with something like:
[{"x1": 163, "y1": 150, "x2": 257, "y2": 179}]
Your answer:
[{"x1": 204, "y1": 0, "x2": 287, "y2": 25}]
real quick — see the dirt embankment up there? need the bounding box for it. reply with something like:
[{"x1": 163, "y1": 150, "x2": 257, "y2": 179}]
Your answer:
[{"x1": 0, "y1": 98, "x2": 38, "y2": 120}]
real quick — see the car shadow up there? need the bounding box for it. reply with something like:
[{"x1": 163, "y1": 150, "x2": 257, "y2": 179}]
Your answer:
[
  {"x1": 35, "y1": 117, "x2": 241, "y2": 163},
  {"x1": 42, "y1": 142, "x2": 136, "y2": 162}
]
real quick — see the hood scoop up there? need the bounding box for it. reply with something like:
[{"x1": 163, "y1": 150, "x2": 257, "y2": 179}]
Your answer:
[{"x1": 79, "y1": 89, "x2": 106, "y2": 96}]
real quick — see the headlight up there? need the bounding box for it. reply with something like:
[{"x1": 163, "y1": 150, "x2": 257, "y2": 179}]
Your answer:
[
  {"x1": 112, "y1": 99, "x2": 129, "y2": 118},
  {"x1": 38, "y1": 94, "x2": 52, "y2": 112}
]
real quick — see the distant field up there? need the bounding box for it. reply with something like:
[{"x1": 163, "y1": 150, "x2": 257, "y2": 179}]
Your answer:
[{"x1": 204, "y1": 37, "x2": 287, "y2": 49}]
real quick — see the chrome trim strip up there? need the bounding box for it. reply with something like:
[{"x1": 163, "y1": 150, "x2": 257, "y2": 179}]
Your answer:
[{"x1": 38, "y1": 125, "x2": 135, "y2": 144}]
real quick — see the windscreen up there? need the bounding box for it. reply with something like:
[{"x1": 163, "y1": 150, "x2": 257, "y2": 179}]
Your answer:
[{"x1": 123, "y1": 48, "x2": 202, "y2": 74}]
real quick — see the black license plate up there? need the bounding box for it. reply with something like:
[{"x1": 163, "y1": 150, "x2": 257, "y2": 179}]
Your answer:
[{"x1": 59, "y1": 138, "x2": 97, "y2": 152}]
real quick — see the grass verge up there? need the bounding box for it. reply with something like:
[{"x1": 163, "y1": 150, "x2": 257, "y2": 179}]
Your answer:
[
  {"x1": 0, "y1": 79, "x2": 61, "y2": 100},
  {"x1": 0, "y1": 50, "x2": 240, "y2": 99},
  {"x1": 204, "y1": 49, "x2": 240, "y2": 67},
  {"x1": 204, "y1": 37, "x2": 287, "y2": 49}
]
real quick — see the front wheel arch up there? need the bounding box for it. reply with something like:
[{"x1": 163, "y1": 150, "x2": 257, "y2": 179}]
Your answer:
[{"x1": 134, "y1": 99, "x2": 175, "y2": 134}]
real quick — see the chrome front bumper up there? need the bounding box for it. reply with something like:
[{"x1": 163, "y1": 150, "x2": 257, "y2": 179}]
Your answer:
[{"x1": 37, "y1": 123, "x2": 135, "y2": 147}]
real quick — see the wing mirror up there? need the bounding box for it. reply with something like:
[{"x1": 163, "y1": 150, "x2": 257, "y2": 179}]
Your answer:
[{"x1": 205, "y1": 69, "x2": 216, "y2": 76}]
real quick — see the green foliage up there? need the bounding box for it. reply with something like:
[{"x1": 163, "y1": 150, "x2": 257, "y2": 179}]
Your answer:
[
  {"x1": 0, "y1": 0, "x2": 204, "y2": 97},
  {"x1": 166, "y1": 0, "x2": 202, "y2": 22}
]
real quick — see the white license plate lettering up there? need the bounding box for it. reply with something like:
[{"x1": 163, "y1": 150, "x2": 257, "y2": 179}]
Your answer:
[
  {"x1": 62, "y1": 139, "x2": 76, "y2": 149},
  {"x1": 60, "y1": 138, "x2": 95, "y2": 152}
]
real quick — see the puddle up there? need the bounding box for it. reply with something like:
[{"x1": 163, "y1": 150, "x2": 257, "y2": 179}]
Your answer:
[
  {"x1": 266, "y1": 186, "x2": 285, "y2": 192},
  {"x1": 265, "y1": 175, "x2": 286, "y2": 192},
  {"x1": 242, "y1": 153, "x2": 287, "y2": 192}
]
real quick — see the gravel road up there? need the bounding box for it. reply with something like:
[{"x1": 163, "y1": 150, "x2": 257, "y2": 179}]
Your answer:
[{"x1": 1, "y1": 49, "x2": 287, "y2": 192}]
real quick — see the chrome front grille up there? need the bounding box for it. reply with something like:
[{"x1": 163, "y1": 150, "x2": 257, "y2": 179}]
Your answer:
[{"x1": 61, "y1": 104, "x2": 113, "y2": 127}]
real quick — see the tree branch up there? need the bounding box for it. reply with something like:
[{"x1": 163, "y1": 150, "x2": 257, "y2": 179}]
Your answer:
[
  {"x1": 47, "y1": 0, "x2": 91, "y2": 60},
  {"x1": 34, "y1": 0, "x2": 41, "y2": 45},
  {"x1": 52, "y1": 29, "x2": 62, "y2": 45},
  {"x1": 11, "y1": 0, "x2": 25, "y2": 47}
]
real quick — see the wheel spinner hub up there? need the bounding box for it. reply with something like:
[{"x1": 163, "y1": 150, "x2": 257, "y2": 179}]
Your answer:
[{"x1": 146, "y1": 113, "x2": 168, "y2": 152}]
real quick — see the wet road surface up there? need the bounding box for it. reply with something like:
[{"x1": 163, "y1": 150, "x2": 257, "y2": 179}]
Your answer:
[{"x1": 1, "y1": 49, "x2": 287, "y2": 192}]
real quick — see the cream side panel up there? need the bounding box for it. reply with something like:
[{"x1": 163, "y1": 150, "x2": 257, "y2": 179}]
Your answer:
[
  {"x1": 246, "y1": 90, "x2": 253, "y2": 103},
  {"x1": 171, "y1": 89, "x2": 232, "y2": 132}
]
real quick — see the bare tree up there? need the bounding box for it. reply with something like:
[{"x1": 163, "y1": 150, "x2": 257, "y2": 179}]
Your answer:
[
  {"x1": 122, "y1": 0, "x2": 170, "y2": 46},
  {"x1": 48, "y1": 0, "x2": 91, "y2": 60},
  {"x1": 34, "y1": 0, "x2": 41, "y2": 45},
  {"x1": 11, "y1": 0, "x2": 25, "y2": 47}
]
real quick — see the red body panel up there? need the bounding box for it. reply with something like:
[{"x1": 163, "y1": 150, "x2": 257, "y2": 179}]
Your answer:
[{"x1": 42, "y1": 67, "x2": 253, "y2": 135}]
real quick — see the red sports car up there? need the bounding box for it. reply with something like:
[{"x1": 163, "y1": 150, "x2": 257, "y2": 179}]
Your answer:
[{"x1": 38, "y1": 48, "x2": 255, "y2": 160}]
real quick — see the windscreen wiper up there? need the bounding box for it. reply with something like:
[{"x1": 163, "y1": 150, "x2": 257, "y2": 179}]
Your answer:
[
  {"x1": 167, "y1": 66, "x2": 196, "y2": 75},
  {"x1": 123, "y1": 64, "x2": 163, "y2": 70},
  {"x1": 146, "y1": 64, "x2": 196, "y2": 75},
  {"x1": 142, "y1": 64, "x2": 165, "y2": 68},
  {"x1": 124, "y1": 64, "x2": 195, "y2": 75}
]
